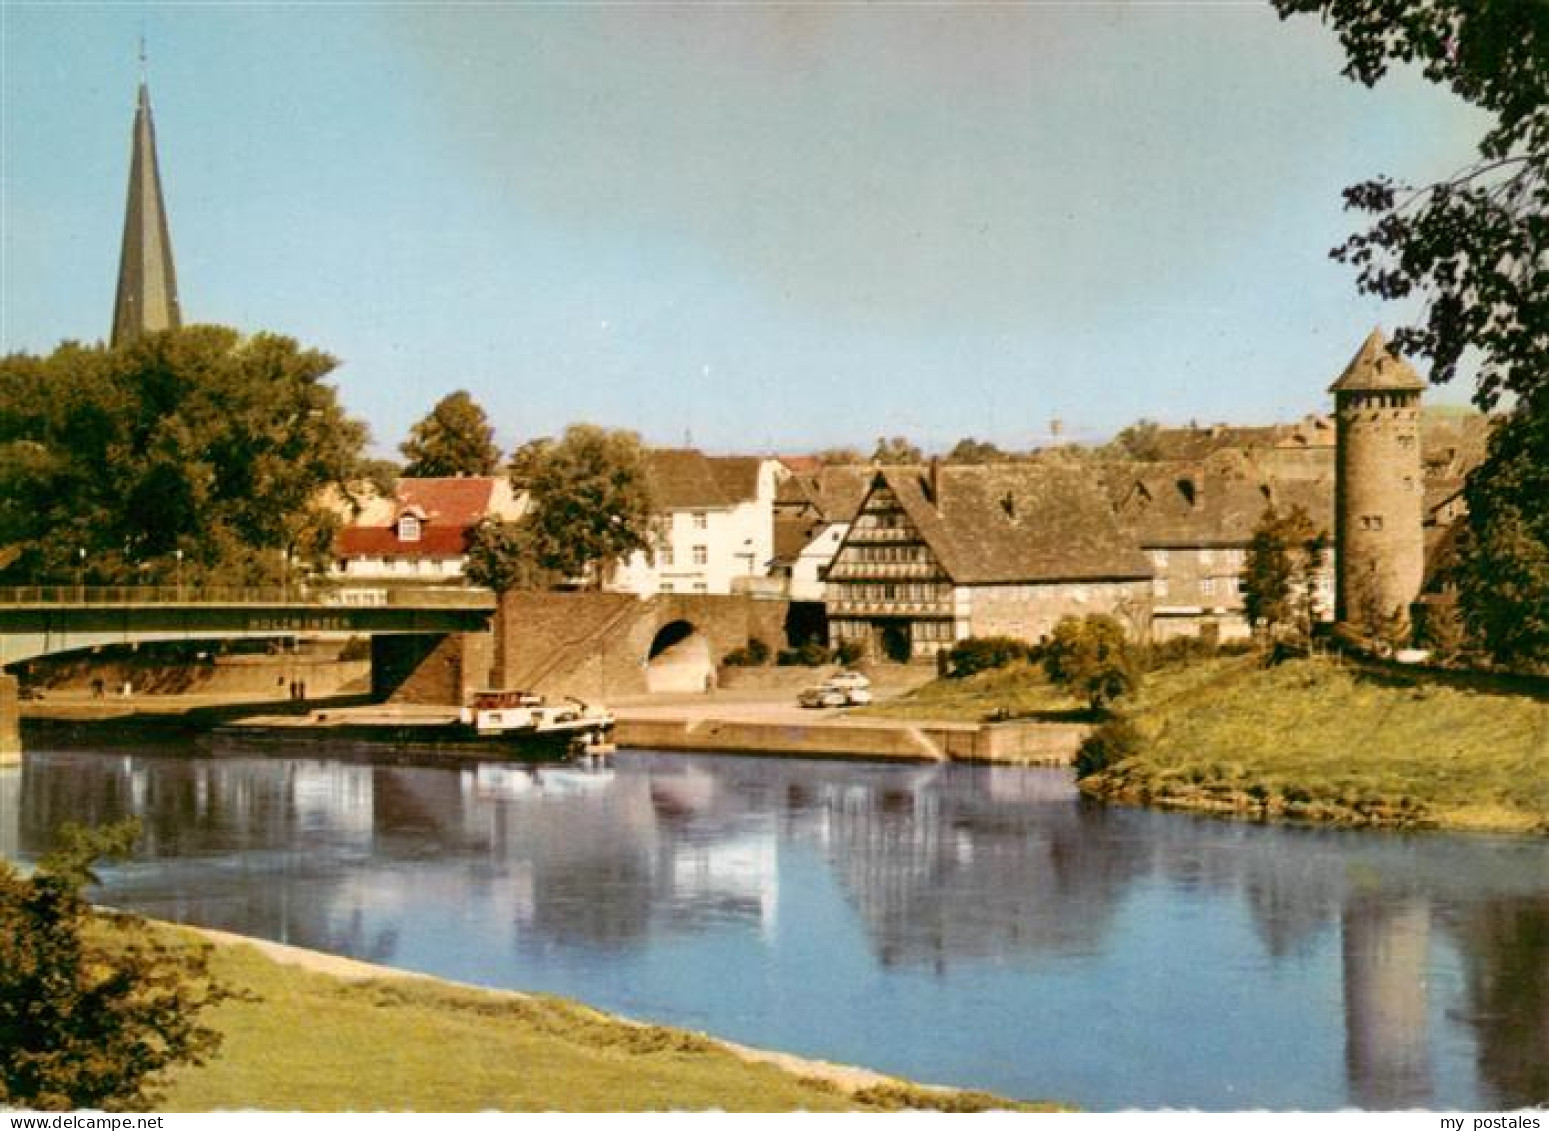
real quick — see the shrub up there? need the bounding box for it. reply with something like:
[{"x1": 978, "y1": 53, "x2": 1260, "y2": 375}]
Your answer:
[
  {"x1": 1043, "y1": 614, "x2": 1141, "y2": 711},
  {"x1": 776, "y1": 641, "x2": 831, "y2": 667},
  {"x1": 832, "y1": 639, "x2": 865, "y2": 667},
  {"x1": 721, "y1": 637, "x2": 771, "y2": 667},
  {"x1": 1073, "y1": 716, "x2": 1147, "y2": 778},
  {"x1": 0, "y1": 821, "x2": 236, "y2": 1111},
  {"x1": 945, "y1": 636, "x2": 1035, "y2": 678}
]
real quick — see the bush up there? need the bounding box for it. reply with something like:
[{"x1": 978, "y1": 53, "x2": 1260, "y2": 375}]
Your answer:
[
  {"x1": 832, "y1": 639, "x2": 865, "y2": 667},
  {"x1": 721, "y1": 637, "x2": 771, "y2": 667},
  {"x1": 776, "y1": 641, "x2": 831, "y2": 667},
  {"x1": 1043, "y1": 614, "x2": 1141, "y2": 711},
  {"x1": 1074, "y1": 716, "x2": 1147, "y2": 778},
  {"x1": 0, "y1": 821, "x2": 236, "y2": 1111},
  {"x1": 945, "y1": 636, "x2": 1035, "y2": 678}
]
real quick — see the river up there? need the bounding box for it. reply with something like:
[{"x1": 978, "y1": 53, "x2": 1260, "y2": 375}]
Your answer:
[{"x1": 2, "y1": 741, "x2": 1545, "y2": 1111}]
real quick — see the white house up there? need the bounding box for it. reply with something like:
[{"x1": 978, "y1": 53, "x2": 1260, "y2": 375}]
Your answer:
[{"x1": 608, "y1": 451, "x2": 785, "y2": 597}]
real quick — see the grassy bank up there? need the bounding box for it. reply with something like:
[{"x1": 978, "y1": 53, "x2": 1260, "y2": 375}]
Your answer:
[
  {"x1": 155, "y1": 929, "x2": 1043, "y2": 1112},
  {"x1": 1082, "y1": 656, "x2": 1549, "y2": 835}
]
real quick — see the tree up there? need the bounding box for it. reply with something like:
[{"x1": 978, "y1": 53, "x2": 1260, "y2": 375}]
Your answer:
[
  {"x1": 506, "y1": 436, "x2": 556, "y2": 492},
  {"x1": 0, "y1": 822, "x2": 234, "y2": 1111},
  {"x1": 945, "y1": 437, "x2": 1008, "y2": 464},
  {"x1": 1240, "y1": 505, "x2": 1329, "y2": 643},
  {"x1": 870, "y1": 436, "x2": 924, "y2": 464},
  {"x1": 464, "y1": 517, "x2": 552, "y2": 593},
  {"x1": 0, "y1": 326, "x2": 367, "y2": 587},
  {"x1": 1453, "y1": 400, "x2": 1549, "y2": 667},
  {"x1": 399, "y1": 390, "x2": 501, "y2": 478},
  {"x1": 812, "y1": 446, "x2": 863, "y2": 465},
  {"x1": 1042, "y1": 614, "x2": 1141, "y2": 712},
  {"x1": 1273, "y1": 1, "x2": 1549, "y2": 667},
  {"x1": 1102, "y1": 419, "x2": 1165, "y2": 462},
  {"x1": 522, "y1": 424, "x2": 656, "y2": 586}
]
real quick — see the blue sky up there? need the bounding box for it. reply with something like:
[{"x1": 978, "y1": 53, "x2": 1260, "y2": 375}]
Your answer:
[{"x1": 1, "y1": 2, "x2": 1485, "y2": 457}]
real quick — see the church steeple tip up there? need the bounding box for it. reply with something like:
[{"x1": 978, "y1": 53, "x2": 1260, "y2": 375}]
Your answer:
[{"x1": 111, "y1": 64, "x2": 181, "y2": 349}]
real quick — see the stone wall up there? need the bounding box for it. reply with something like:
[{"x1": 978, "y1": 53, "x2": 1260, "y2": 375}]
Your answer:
[
  {"x1": 372, "y1": 631, "x2": 492, "y2": 705},
  {"x1": 496, "y1": 591, "x2": 790, "y2": 700},
  {"x1": 966, "y1": 579, "x2": 1153, "y2": 642}
]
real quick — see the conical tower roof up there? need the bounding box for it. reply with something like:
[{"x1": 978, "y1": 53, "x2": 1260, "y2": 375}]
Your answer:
[
  {"x1": 1328, "y1": 328, "x2": 1425, "y2": 394},
  {"x1": 111, "y1": 82, "x2": 181, "y2": 348}
]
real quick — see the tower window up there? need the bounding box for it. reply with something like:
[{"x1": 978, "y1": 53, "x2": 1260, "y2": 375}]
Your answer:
[{"x1": 1360, "y1": 515, "x2": 1384, "y2": 532}]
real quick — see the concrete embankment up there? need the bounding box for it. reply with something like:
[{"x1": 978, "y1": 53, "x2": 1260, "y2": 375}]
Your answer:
[{"x1": 614, "y1": 713, "x2": 1083, "y2": 764}]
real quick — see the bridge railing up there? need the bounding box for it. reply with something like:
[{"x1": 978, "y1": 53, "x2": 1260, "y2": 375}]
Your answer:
[{"x1": 0, "y1": 585, "x2": 497, "y2": 609}]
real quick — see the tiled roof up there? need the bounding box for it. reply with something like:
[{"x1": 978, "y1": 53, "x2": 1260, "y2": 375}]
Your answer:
[
  {"x1": 1101, "y1": 458, "x2": 1334, "y2": 547},
  {"x1": 337, "y1": 526, "x2": 470, "y2": 557},
  {"x1": 877, "y1": 464, "x2": 1153, "y2": 584},
  {"x1": 778, "y1": 465, "x2": 872, "y2": 522},
  {"x1": 707, "y1": 456, "x2": 765, "y2": 505},
  {"x1": 1329, "y1": 328, "x2": 1426, "y2": 393},
  {"x1": 646, "y1": 449, "x2": 734, "y2": 509},
  {"x1": 335, "y1": 476, "x2": 508, "y2": 559},
  {"x1": 395, "y1": 478, "x2": 500, "y2": 527}
]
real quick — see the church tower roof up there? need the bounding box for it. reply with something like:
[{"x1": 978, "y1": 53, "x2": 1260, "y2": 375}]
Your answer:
[
  {"x1": 111, "y1": 80, "x2": 182, "y2": 348},
  {"x1": 1328, "y1": 328, "x2": 1425, "y2": 394}
]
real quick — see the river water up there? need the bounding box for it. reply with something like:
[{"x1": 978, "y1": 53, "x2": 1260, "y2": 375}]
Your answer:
[{"x1": 2, "y1": 743, "x2": 1545, "y2": 1111}]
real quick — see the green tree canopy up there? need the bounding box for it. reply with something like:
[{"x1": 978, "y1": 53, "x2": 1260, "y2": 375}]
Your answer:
[
  {"x1": 399, "y1": 390, "x2": 501, "y2": 478},
  {"x1": 1240, "y1": 504, "x2": 1329, "y2": 643},
  {"x1": 871, "y1": 436, "x2": 924, "y2": 464},
  {"x1": 1102, "y1": 419, "x2": 1165, "y2": 462},
  {"x1": 522, "y1": 424, "x2": 656, "y2": 587},
  {"x1": 0, "y1": 326, "x2": 367, "y2": 586},
  {"x1": 945, "y1": 437, "x2": 1008, "y2": 464},
  {"x1": 1042, "y1": 614, "x2": 1141, "y2": 712},
  {"x1": 1, "y1": 821, "x2": 233, "y2": 1111}
]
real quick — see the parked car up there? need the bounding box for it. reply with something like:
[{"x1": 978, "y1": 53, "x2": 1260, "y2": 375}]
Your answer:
[
  {"x1": 825, "y1": 670, "x2": 871, "y2": 691},
  {"x1": 798, "y1": 685, "x2": 847, "y2": 709},
  {"x1": 838, "y1": 686, "x2": 873, "y2": 706}
]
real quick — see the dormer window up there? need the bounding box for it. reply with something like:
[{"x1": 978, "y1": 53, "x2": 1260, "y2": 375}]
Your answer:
[{"x1": 397, "y1": 514, "x2": 422, "y2": 542}]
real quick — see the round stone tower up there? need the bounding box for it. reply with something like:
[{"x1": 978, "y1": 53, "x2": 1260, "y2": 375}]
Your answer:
[{"x1": 1331, "y1": 329, "x2": 1426, "y2": 633}]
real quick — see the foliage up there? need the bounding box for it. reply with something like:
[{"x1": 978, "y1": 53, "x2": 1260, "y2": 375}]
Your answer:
[
  {"x1": 1073, "y1": 715, "x2": 1147, "y2": 779},
  {"x1": 400, "y1": 391, "x2": 500, "y2": 478},
  {"x1": 832, "y1": 639, "x2": 865, "y2": 667},
  {"x1": 944, "y1": 437, "x2": 1007, "y2": 464},
  {"x1": 1240, "y1": 505, "x2": 1329, "y2": 643},
  {"x1": 522, "y1": 425, "x2": 656, "y2": 587},
  {"x1": 463, "y1": 518, "x2": 552, "y2": 593},
  {"x1": 944, "y1": 636, "x2": 1036, "y2": 678},
  {"x1": 1272, "y1": 0, "x2": 1546, "y2": 410},
  {"x1": 775, "y1": 641, "x2": 832, "y2": 667},
  {"x1": 1454, "y1": 398, "x2": 1549, "y2": 669},
  {"x1": 1101, "y1": 418, "x2": 1165, "y2": 462},
  {"x1": 811, "y1": 447, "x2": 863, "y2": 465},
  {"x1": 720, "y1": 637, "x2": 771, "y2": 667},
  {"x1": 870, "y1": 436, "x2": 923, "y2": 464},
  {"x1": 1273, "y1": 1, "x2": 1548, "y2": 669},
  {"x1": 0, "y1": 326, "x2": 367, "y2": 585},
  {"x1": 506, "y1": 437, "x2": 556, "y2": 491},
  {"x1": 1042, "y1": 614, "x2": 1141, "y2": 711},
  {"x1": 0, "y1": 821, "x2": 234, "y2": 1111}
]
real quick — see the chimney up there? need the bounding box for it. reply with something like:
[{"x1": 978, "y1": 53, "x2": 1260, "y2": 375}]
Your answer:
[{"x1": 924, "y1": 457, "x2": 941, "y2": 505}]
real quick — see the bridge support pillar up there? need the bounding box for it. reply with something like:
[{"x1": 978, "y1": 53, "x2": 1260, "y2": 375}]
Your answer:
[{"x1": 0, "y1": 674, "x2": 20, "y2": 765}]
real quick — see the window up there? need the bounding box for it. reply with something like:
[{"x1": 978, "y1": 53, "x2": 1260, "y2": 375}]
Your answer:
[
  {"x1": 396, "y1": 514, "x2": 421, "y2": 542},
  {"x1": 659, "y1": 545, "x2": 674, "y2": 567},
  {"x1": 1198, "y1": 549, "x2": 1214, "y2": 567},
  {"x1": 692, "y1": 545, "x2": 708, "y2": 566},
  {"x1": 692, "y1": 512, "x2": 707, "y2": 530},
  {"x1": 692, "y1": 582, "x2": 708, "y2": 594},
  {"x1": 1200, "y1": 577, "x2": 1216, "y2": 596},
  {"x1": 1153, "y1": 578, "x2": 1169, "y2": 598},
  {"x1": 660, "y1": 582, "x2": 675, "y2": 593},
  {"x1": 1151, "y1": 550, "x2": 1170, "y2": 569},
  {"x1": 1360, "y1": 515, "x2": 1385, "y2": 531}
]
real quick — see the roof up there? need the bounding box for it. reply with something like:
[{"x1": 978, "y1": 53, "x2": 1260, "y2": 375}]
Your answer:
[
  {"x1": 874, "y1": 464, "x2": 1153, "y2": 584},
  {"x1": 644, "y1": 450, "x2": 772, "y2": 510},
  {"x1": 1329, "y1": 328, "x2": 1426, "y2": 393},
  {"x1": 335, "y1": 476, "x2": 513, "y2": 558},
  {"x1": 776, "y1": 465, "x2": 871, "y2": 523},
  {"x1": 1101, "y1": 456, "x2": 1334, "y2": 548}
]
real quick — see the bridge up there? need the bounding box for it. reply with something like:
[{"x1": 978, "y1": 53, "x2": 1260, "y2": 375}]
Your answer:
[{"x1": 0, "y1": 585, "x2": 497, "y2": 668}]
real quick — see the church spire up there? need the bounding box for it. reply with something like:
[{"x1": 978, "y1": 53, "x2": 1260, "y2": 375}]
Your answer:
[{"x1": 111, "y1": 64, "x2": 181, "y2": 348}]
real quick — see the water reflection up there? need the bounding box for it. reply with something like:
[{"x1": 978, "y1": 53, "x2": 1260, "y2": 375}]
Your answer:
[{"x1": 5, "y1": 746, "x2": 1548, "y2": 1110}]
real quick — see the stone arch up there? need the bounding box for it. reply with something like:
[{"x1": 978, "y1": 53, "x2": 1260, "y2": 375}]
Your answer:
[{"x1": 645, "y1": 619, "x2": 713, "y2": 693}]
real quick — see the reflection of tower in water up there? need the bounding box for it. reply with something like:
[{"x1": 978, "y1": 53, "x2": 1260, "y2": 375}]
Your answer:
[
  {"x1": 1343, "y1": 897, "x2": 1433, "y2": 1109},
  {"x1": 0, "y1": 766, "x2": 20, "y2": 859}
]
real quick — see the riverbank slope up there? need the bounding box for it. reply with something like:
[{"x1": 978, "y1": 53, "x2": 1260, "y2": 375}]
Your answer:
[
  {"x1": 1080, "y1": 655, "x2": 1548, "y2": 835},
  {"x1": 156, "y1": 925, "x2": 1046, "y2": 1112}
]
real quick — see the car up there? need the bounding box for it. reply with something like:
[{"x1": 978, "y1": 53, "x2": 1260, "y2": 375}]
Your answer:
[
  {"x1": 838, "y1": 686, "x2": 873, "y2": 706},
  {"x1": 825, "y1": 670, "x2": 871, "y2": 691},
  {"x1": 798, "y1": 685, "x2": 847, "y2": 709}
]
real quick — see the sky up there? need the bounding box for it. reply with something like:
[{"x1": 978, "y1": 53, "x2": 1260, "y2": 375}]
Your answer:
[{"x1": 1, "y1": 1, "x2": 1488, "y2": 457}]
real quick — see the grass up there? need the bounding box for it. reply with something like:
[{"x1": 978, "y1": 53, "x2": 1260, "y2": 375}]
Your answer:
[
  {"x1": 154, "y1": 931, "x2": 1048, "y2": 1112},
  {"x1": 1084, "y1": 655, "x2": 1549, "y2": 835},
  {"x1": 854, "y1": 661, "x2": 1089, "y2": 722}
]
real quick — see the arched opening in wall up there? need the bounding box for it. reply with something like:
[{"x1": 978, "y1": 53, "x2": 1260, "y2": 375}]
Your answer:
[
  {"x1": 646, "y1": 620, "x2": 713, "y2": 693},
  {"x1": 878, "y1": 622, "x2": 912, "y2": 663}
]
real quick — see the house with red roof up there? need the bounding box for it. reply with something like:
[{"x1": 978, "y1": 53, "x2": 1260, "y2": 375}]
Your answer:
[{"x1": 330, "y1": 477, "x2": 523, "y2": 599}]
